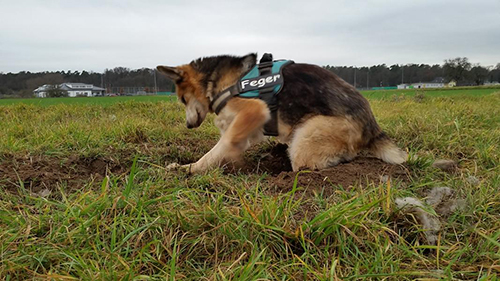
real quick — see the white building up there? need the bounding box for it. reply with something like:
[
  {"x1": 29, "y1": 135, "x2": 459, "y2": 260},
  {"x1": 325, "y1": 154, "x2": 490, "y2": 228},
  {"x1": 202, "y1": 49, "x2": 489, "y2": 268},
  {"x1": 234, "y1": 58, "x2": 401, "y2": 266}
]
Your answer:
[
  {"x1": 411, "y1": 82, "x2": 445, "y2": 89},
  {"x1": 34, "y1": 83, "x2": 105, "y2": 98},
  {"x1": 397, "y1": 77, "x2": 453, "y2": 89}
]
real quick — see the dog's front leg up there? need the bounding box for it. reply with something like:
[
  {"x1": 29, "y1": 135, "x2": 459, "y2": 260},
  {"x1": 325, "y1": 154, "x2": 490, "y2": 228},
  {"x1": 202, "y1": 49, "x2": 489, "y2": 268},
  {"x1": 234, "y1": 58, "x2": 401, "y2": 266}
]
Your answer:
[{"x1": 185, "y1": 99, "x2": 270, "y2": 174}]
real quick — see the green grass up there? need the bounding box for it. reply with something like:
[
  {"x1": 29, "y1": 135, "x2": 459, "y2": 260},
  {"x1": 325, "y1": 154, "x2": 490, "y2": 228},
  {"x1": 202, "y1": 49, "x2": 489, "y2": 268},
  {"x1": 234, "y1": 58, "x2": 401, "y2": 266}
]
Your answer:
[
  {"x1": 362, "y1": 87, "x2": 500, "y2": 99},
  {"x1": 1, "y1": 89, "x2": 499, "y2": 279},
  {"x1": 0, "y1": 95, "x2": 175, "y2": 106},
  {"x1": 1, "y1": 86, "x2": 499, "y2": 106}
]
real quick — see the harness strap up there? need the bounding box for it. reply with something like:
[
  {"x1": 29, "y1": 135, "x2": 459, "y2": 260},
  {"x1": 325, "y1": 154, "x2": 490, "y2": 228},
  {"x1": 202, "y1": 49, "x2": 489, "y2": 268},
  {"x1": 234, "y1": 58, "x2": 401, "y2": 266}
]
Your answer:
[
  {"x1": 209, "y1": 85, "x2": 239, "y2": 115},
  {"x1": 258, "y1": 54, "x2": 279, "y2": 136}
]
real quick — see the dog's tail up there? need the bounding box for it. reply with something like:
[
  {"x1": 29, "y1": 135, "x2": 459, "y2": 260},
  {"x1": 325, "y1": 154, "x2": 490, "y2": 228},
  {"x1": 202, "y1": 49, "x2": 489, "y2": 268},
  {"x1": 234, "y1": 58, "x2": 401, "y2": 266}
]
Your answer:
[{"x1": 368, "y1": 132, "x2": 407, "y2": 164}]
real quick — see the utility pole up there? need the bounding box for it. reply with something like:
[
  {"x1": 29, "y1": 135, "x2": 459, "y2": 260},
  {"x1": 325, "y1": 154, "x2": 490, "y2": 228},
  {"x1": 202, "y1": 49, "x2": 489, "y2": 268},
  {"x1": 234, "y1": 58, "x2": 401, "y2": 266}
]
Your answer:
[
  {"x1": 401, "y1": 65, "x2": 404, "y2": 84},
  {"x1": 153, "y1": 68, "x2": 158, "y2": 95},
  {"x1": 367, "y1": 70, "x2": 369, "y2": 89},
  {"x1": 354, "y1": 67, "x2": 357, "y2": 89}
]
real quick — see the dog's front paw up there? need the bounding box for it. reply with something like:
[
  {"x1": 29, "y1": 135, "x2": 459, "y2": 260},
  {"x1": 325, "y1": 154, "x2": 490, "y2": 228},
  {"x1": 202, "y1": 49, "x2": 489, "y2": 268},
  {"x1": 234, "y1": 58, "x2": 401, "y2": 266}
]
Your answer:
[
  {"x1": 166, "y1": 162, "x2": 181, "y2": 170},
  {"x1": 166, "y1": 162, "x2": 192, "y2": 174}
]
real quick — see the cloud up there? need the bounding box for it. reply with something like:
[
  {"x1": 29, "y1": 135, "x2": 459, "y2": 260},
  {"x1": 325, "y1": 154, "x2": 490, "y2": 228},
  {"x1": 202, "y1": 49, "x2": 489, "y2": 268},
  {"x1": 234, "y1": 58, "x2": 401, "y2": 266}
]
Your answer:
[{"x1": 0, "y1": 0, "x2": 499, "y2": 72}]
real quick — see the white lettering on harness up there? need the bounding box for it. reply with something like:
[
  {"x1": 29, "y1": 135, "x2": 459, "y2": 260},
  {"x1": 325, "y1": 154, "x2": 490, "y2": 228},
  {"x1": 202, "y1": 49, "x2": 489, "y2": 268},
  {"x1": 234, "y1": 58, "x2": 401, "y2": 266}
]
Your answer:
[{"x1": 240, "y1": 74, "x2": 281, "y2": 90}]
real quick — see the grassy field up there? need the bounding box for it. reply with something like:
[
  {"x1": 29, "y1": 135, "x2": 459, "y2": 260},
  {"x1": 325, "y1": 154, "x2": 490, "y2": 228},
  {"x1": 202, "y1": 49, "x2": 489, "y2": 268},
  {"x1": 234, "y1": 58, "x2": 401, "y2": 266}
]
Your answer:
[
  {"x1": 1, "y1": 88, "x2": 499, "y2": 279},
  {"x1": 1, "y1": 86, "x2": 499, "y2": 106},
  {"x1": 0, "y1": 95, "x2": 175, "y2": 106},
  {"x1": 362, "y1": 87, "x2": 500, "y2": 99}
]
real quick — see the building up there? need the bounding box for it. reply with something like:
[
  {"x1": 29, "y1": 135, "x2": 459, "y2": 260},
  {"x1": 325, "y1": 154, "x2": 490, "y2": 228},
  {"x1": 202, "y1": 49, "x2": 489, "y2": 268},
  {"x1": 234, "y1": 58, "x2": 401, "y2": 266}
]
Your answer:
[
  {"x1": 397, "y1": 78, "x2": 455, "y2": 89},
  {"x1": 34, "y1": 83, "x2": 105, "y2": 98}
]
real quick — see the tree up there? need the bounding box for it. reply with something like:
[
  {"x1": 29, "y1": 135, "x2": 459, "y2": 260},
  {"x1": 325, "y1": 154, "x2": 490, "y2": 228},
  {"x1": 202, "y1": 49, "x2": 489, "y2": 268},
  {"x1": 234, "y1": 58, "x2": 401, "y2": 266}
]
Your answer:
[
  {"x1": 490, "y1": 63, "x2": 500, "y2": 83},
  {"x1": 26, "y1": 73, "x2": 64, "y2": 91},
  {"x1": 469, "y1": 65, "x2": 489, "y2": 85},
  {"x1": 443, "y1": 57, "x2": 472, "y2": 85}
]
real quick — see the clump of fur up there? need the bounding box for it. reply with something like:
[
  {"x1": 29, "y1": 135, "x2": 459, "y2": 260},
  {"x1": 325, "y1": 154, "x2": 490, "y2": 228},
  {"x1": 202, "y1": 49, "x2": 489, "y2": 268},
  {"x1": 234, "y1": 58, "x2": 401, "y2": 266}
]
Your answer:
[
  {"x1": 395, "y1": 197, "x2": 441, "y2": 245},
  {"x1": 425, "y1": 186, "x2": 465, "y2": 217},
  {"x1": 395, "y1": 187, "x2": 465, "y2": 245}
]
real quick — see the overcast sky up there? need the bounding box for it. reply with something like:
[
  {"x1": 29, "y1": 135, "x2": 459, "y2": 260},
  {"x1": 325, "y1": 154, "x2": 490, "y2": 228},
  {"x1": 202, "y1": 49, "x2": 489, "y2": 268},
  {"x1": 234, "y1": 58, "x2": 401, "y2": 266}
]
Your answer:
[{"x1": 1, "y1": 0, "x2": 499, "y2": 73}]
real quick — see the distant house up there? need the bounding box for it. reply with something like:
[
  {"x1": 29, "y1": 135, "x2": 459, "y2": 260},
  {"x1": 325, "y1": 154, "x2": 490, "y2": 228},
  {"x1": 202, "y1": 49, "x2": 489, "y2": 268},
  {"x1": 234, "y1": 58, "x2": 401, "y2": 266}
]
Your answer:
[
  {"x1": 484, "y1": 81, "x2": 500, "y2": 86},
  {"x1": 397, "y1": 78, "x2": 455, "y2": 89},
  {"x1": 34, "y1": 83, "x2": 105, "y2": 98}
]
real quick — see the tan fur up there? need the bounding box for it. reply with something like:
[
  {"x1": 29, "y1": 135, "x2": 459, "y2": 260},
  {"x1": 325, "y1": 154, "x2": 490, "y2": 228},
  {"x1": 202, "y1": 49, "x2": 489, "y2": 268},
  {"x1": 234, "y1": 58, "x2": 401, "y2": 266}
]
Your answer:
[
  {"x1": 215, "y1": 72, "x2": 243, "y2": 94},
  {"x1": 370, "y1": 138, "x2": 407, "y2": 164},
  {"x1": 176, "y1": 65, "x2": 206, "y2": 102},
  {"x1": 187, "y1": 98, "x2": 269, "y2": 173},
  {"x1": 288, "y1": 116, "x2": 363, "y2": 171}
]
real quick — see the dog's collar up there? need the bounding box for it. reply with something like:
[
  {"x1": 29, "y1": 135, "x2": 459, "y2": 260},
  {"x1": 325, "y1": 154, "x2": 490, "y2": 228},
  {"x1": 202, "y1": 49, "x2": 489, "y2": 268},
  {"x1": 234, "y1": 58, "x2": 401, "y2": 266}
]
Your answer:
[{"x1": 209, "y1": 84, "x2": 239, "y2": 114}]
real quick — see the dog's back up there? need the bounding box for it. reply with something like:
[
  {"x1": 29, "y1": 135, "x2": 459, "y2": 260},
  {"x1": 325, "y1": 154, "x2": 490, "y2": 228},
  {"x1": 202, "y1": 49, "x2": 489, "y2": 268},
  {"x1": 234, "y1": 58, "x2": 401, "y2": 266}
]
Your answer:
[{"x1": 278, "y1": 63, "x2": 406, "y2": 167}]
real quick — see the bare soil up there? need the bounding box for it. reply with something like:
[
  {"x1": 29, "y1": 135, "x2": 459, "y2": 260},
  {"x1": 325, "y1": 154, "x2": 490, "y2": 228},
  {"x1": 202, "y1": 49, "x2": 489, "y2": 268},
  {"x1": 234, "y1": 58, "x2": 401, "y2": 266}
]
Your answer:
[
  {"x1": 1, "y1": 143, "x2": 410, "y2": 197},
  {"x1": 268, "y1": 157, "x2": 410, "y2": 194},
  {"x1": 241, "y1": 143, "x2": 411, "y2": 196},
  {"x1": 0, "y1": 155, "x2": 128, "y2": 194}
]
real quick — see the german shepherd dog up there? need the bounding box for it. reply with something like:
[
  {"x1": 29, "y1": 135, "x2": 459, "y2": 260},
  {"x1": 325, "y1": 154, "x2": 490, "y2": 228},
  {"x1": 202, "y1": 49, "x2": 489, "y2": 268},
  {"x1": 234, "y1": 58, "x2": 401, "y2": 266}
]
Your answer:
[{"x1": 157, "y1": 53, "x2": 407, "y2": 173}]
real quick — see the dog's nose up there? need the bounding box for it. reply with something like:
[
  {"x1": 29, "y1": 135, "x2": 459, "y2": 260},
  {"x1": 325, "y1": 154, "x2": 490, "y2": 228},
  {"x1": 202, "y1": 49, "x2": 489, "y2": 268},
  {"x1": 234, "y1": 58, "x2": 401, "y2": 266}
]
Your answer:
[{"x1": 186, "y1": 123, "x2": 194, "y2": 129}]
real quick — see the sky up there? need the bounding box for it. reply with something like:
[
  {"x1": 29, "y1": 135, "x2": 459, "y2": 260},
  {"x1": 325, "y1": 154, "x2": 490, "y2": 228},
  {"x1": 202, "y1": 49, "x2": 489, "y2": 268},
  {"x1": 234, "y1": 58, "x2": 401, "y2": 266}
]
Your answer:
[{"x1": 1, "y1": 0, "x2": 499, "y2": 73}]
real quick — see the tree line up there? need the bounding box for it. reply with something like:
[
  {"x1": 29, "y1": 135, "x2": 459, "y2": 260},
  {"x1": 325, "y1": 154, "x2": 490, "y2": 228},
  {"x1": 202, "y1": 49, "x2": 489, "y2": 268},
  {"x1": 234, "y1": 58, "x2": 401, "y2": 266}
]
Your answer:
[
  {"x1": 0, "y1": 68, "x2": 174, "y2": 98},
  {"x1": 326, "y1": 57, "x2": 500, "y2": 89},
  {"x1": 1, "y1": 57, "x2": 499, "y2": 98}
]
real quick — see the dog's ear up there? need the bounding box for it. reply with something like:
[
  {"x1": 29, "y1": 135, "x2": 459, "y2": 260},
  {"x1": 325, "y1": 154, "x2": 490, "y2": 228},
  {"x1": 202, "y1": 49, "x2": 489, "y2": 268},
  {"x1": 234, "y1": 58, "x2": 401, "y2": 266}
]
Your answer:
[
  {"x1": 241, "y1": 53, "x2": 257, "y2": 72},
  {"x1": 156, "y1": 66, "x2": 184, "y2": 82}
]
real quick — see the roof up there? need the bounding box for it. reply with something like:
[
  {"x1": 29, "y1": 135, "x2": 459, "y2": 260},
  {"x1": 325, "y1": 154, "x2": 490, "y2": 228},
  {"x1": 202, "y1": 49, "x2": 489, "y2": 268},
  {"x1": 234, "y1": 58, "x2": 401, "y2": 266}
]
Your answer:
[
  {"x1": 34, "y1": 84, "x2": 50, "y2": 92},
  {"x1": 413, "y1": 82, "x2": 444, "y2": 85},
  {"x1": 62, "y1": 83, "x2": 104, "y2": 91},
  {"x1": 34, "y1": 83, "x2": 105, "y2": 93},
  {"x1": 431, "y1": 77, "x2": 446, "y2": 83}
]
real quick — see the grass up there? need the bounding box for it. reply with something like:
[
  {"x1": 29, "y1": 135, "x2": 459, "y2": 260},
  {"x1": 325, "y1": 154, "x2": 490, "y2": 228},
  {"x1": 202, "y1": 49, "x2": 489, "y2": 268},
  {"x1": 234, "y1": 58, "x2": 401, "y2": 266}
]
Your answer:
[
  {"x1": 1, "y1": 85, "x2": 498, "y2": 106},
  {"x1": 0, "y1": 95, "x2": 175, "y2": 106},
  {"x1": 362, "y1": 87, "x2": 500, "y2": 99},
  {"x1": 1, "y1": 88, "x2": 500, "y2": 279}
]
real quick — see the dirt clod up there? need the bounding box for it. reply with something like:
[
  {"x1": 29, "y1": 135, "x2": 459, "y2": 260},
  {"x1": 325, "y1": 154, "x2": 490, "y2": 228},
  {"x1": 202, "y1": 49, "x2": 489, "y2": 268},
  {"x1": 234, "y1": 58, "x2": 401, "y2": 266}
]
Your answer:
[{"x1": 432, "y1": 159, "x2": 457, "y2": 172}]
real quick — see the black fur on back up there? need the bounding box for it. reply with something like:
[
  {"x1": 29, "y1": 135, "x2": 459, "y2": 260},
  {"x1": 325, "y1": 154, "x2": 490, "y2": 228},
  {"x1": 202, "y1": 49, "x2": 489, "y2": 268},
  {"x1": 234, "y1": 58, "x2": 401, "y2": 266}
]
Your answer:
[
  {"x1": 278, "y1": 63, "x2": 383, "y2": 144},
  {"x1": 190, "y1": 54, "x2": 257, "y2": 89}
]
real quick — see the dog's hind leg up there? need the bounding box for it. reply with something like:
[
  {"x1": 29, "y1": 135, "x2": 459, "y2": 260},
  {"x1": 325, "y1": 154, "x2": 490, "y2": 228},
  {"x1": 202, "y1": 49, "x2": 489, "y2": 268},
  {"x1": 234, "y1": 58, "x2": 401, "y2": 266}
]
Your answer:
[
  {"x1": 186, "y1": 98, "x2": 270, "y2": 174},
  {"x1": 288, "y1": 116, "x2": 363, "y2": 171}
]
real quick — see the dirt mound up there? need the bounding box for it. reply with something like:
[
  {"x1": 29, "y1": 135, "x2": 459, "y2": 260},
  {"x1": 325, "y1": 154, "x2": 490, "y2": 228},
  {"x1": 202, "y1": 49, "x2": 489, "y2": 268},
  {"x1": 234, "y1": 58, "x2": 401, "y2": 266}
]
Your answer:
[
  {"x1": 268, "y1": 157, "x2": 410, "y2": 195},
  {"x1": 0, "y1": 155, "x2": 128, "y2": 194},
  {"x1": 239, "y1": 143, "x2": 292, "y2": 175},
  {"x1": 234, "y1": 143, "x2": 411, "y2": 195},
  {"x1": 238, "y1": 143, "x2": 409, "y2": 191}
]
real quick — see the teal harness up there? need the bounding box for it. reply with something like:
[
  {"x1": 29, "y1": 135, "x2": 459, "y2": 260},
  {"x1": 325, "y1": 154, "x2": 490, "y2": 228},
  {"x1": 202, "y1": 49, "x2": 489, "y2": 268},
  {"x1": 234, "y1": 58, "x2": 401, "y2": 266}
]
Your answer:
[
  {"x1": 209, "y1": 54, "x2": 293, "y2": 136},
  {"x1": 238, "y1": 59, "x2": 292, "y2": 98}
]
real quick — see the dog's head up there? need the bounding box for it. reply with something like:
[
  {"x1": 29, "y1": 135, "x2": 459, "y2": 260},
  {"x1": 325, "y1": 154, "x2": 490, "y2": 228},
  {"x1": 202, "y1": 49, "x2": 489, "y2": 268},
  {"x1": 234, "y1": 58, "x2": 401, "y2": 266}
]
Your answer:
[{"x1": 157, "y1": 53, "x2": 256, "y2": 128}]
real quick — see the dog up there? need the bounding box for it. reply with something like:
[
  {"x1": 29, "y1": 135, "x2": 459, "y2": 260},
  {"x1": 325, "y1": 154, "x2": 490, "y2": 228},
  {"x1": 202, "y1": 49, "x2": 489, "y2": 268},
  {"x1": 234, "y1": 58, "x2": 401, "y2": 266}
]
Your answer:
[{"x1": 157, "y1": 53, "x2": 407, "y2": 173}]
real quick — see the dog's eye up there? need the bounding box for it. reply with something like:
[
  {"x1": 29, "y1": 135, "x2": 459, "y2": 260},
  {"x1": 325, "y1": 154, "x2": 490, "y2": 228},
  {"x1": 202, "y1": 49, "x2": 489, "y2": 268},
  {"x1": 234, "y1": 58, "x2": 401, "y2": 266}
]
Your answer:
[{"x1": 180, "y1": 96, "x2": 187, "y2": 105}]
